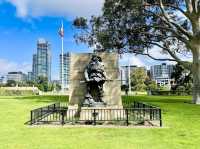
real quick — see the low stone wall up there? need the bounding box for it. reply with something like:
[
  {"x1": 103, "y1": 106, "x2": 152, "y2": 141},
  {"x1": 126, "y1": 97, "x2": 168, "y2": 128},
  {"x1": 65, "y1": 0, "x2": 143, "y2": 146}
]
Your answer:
[{"x1": 0, "y1": 86, "x2": 39, "y2": 91}]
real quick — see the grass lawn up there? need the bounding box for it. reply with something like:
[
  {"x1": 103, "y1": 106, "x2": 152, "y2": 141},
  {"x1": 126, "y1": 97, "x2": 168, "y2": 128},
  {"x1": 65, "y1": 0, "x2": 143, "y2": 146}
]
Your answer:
[{"x1": 0, "y1": 95, "x2": 200, "y2": 149}]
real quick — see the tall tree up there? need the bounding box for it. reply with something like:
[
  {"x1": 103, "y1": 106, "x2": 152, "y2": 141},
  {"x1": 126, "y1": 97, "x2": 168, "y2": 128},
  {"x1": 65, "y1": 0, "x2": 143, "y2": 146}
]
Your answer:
[
  {"x1": 6, "y1": 80, "x2": 17, "y2": 87},
  {"x1": 74, "y1": 0, "x2": 200, "y2": 104},
  {"x1": 131, "y1": 68, "x2": 147, "y2": 91},
  {"x1": 37, "y1": 76, "x2": 52, "y2": 92}
]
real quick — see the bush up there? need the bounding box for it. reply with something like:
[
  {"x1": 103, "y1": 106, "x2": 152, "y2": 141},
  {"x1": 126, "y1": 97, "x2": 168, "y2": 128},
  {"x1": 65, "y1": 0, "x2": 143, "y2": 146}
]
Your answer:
[{"x1": 0, "y1": 89, "x2": 37, "y2": 96}]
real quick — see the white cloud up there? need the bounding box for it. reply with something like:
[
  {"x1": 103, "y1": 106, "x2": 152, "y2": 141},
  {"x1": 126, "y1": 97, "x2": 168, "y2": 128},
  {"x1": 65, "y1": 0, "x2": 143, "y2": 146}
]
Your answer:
[
  {"x1": 0, "y1": 59, "x2": 31, "y2": 75},
  {"x1": 6, "y1": 0, "x2": 104, "y2": 19},
  {"x1": 119, "y1": 53, "x2": 145, "y2": 67},
  {"x1": 148, "y1": 46, "x2": 192, "y2": 64},
  {"x1": 119, "y1": 46, "x2": 193, "y2": 70}
]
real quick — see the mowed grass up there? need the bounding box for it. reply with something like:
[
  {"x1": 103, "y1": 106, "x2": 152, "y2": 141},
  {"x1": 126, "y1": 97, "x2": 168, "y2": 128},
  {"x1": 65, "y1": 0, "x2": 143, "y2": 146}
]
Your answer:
[{"x1": 0, "y1": 95, "x2": 200, "y2": 149}]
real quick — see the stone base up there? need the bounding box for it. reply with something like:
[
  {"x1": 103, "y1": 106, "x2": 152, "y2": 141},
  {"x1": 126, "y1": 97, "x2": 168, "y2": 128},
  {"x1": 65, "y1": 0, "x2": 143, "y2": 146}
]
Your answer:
[
  {"x1": 79, "y1": 106, "x2": 125, "y2": 121},
  {"x1": 66, "y1": 105, "x2": 79, "y2": 119},
  {"x1": 82, "y1": 101, "x2": 107, "y2": 107}
]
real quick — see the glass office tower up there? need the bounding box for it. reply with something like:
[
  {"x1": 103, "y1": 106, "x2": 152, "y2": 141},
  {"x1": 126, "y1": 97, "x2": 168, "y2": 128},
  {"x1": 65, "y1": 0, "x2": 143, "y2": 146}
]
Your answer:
[
  {"x1": 36, "y1": 38, "x2": 51, "y2": 81},
  {"x1": 60, "y1": 52, "x2": 71, "y2": 90}
]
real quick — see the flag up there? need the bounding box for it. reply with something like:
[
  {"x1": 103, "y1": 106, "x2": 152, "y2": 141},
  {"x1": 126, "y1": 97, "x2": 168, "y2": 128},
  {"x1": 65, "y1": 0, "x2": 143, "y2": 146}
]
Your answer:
[
  {"x1": 118, "y1": 49, "x2": 123, "y2": 59},
  {"x1": 58, "y1": 23, "x2": 64, "y2": 37}
]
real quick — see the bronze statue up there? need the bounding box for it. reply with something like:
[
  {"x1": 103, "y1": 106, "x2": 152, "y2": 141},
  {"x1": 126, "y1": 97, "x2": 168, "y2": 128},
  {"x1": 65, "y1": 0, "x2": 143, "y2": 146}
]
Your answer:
[{"x1": 83, "y1": 54, "x2": 106, "y2": 107}]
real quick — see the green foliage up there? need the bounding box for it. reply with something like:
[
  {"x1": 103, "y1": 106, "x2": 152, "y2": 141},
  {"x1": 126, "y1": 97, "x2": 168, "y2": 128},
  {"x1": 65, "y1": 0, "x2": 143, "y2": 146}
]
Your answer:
[
  {"x1": 55, "y1": 83, "x2": 61, "y2": 91},
  {"x1": 158, "y1": 85, "x2": 170, "y2": 91},
  {"x1": 171, "y1": 64, "x2": 193, "y2": 93},
  {"x1": 176, "y1": 86, "x2": 186, "y2": 92},
  {"x1": 25, "y1": 80, "x2": 37, "y2": 86},
  {"x1": 145, "y1": 77, "x2": 158, "y2": 91},
  {"x1": 73, "y1": 17, "x2": 88, "y2": 29},
  {"x1": 131, "y1": 68, "x2": 147, "y2": 91},
  {"x1": 6, "y1": 80, "x2": 17, "y2": 87},
  {"x1": 36, "y1": 76, "x2": 53, "y2": 92},
  {"x1": 5, "y1": 80, "x2": 37, "y2": 87},
  {"x1": 73, "y1": 0, "x2": 192, "y2": 65},
  {"x1": 0, "y1": 89, "x2": 37, "y2": 96}
]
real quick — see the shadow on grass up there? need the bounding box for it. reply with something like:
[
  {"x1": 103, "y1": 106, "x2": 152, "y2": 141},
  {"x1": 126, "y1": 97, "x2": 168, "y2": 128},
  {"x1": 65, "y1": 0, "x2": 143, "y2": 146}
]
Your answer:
[
  {"x1": 6, "y1": 95, "x2": 193, "y2": 106},
  {"x1": 15, "y1": 95, "x2": 69, "y2": 103},
  {"x1": 122, "y1": 95, "x2": 192, "y2": 104}
]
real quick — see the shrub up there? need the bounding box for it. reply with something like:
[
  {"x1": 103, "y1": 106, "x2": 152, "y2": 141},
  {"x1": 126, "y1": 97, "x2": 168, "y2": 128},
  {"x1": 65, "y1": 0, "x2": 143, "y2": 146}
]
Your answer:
[{"x1": 0, "y1": 89, "x2": 37, "y2": 96}]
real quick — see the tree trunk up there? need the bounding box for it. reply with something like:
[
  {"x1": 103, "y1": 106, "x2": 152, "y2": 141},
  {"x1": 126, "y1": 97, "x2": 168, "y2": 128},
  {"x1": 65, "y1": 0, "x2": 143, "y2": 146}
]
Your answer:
[
  {"x1": 192, "y1": 46, "x2": 200, "y2": 104},
  {"x1": 190, "y1": 15, "x2": 200, "y2": 104}
]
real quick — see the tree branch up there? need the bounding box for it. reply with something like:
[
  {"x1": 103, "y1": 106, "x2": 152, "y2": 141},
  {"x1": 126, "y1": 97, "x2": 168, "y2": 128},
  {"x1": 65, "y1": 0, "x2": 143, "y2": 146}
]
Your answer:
[
  {"x1": 158, "y1": 0, "x2": 193, "y2": 39},
  {"x1": 185, "y1": 0, "x2": 193, "y2": 13},
  {"x1": 192, "y1": 0, "x2": 198, "y2": 13},
  {"x1": 144, "y1": 2, "x2": 190, "y2": 19},
  {"x1": 143, "y1": 41, "x2": 192, "y2": 70},
  {"x1": 143, "y1": 9, "x2": 190, "y2": 43},
  {"x1": 133, "y1": 50, "x2": 177, "y2": 61}
]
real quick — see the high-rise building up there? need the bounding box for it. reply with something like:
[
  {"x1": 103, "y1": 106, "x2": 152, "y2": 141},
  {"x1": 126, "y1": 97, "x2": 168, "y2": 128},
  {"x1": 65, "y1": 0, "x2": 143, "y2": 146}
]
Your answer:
[
  {"x1": 27, "y1": 72, "x2": 33, "y2": 81},
  {"x1": 150, "y1": 63, "x2": 175, "y2": 86},
  {"x1": 7, "y1": 72, "x2": 27, "y2": 82},
  {"x1": 32, "y1": 54, "x2": 37, "y2": 81},
  {"x1": 60, "y1": 52, "x2": 71, "y2": 90},
  {"x1": 35, "y1": 38, "x2": 51, "y2": 81}
]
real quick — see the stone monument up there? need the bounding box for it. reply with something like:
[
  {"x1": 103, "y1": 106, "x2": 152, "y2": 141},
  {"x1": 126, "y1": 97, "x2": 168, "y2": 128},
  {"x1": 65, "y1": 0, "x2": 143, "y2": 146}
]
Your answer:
[
  {"x1": 69, "y1": 52, "x2": 121, "y2": 107},
  {"x1": 68, "y1": 52, "x2": 122, "y2": 121}
]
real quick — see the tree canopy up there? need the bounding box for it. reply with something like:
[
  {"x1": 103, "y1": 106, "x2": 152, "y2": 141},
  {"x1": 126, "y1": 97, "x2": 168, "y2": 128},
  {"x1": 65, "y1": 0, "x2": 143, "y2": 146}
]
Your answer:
[{"x1": 74, "y1": 0, "x2": 200, "y2": 104}]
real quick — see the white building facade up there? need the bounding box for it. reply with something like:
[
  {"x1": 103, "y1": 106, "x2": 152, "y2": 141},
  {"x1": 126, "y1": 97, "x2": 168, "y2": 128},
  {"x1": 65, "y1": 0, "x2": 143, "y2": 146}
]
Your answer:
[
  {"x1": 150, "y1": 63, "x2": 175, "y2": 87},
  {"x1": 7, "y1": 72, "x2": 27, "y2": 82},
  {"x1": 60, "y1": 52, "x2": 71, "y2": 90}
]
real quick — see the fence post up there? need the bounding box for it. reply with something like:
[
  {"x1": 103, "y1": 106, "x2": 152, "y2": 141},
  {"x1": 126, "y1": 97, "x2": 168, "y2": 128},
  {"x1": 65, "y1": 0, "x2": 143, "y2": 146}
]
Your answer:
[
  {"x1": 93, "y1": 109, "x2": 96, "y2": 126},
  {"x1": 143, "y1": 104, "x2": 145, "y2": 118},
  {"x1": 159, "y1": 109, "x2": 162, "y2": 127},
  {"x1": 61, "y1": 110, "x2": 65, "y2": 125},
  {"x1": 125, "y1": 109, "x2": 129, "y2": 126},
  {"x1": 150, "y1": 108, "x2": 152, "y2": 120},
  {"x1": 53, "y1": 104, "x2": 56, "y2": 112},
  {"x1": 30, "y1": 111, "x2": 33, "y2": 125}
]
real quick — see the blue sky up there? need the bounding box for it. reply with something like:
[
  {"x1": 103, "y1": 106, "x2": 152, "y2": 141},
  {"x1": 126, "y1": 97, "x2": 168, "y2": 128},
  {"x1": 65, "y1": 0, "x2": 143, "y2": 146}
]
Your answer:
[
  {"x1": 0, "y1": 1, "x2": 98, "y2": 79},
  {"x1": 0, "y1": 0, "x2": 180, "y2": 80}
]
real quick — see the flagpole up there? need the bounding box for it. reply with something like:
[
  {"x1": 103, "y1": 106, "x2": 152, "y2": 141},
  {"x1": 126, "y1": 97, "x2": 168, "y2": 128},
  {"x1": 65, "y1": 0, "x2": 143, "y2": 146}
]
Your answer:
[
  {"x1": 61, "y1": 21, "x2": 64, "y2": 92},
  {"x1": 128, "y1": 57, "x2": 131, "y2": 93}
]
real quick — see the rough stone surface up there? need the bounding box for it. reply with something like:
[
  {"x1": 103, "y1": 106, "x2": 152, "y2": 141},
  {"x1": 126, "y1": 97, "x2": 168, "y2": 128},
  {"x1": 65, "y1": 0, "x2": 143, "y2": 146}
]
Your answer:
[{"x1": 69, "y1": 52, "x2": 122, "y2": 106}]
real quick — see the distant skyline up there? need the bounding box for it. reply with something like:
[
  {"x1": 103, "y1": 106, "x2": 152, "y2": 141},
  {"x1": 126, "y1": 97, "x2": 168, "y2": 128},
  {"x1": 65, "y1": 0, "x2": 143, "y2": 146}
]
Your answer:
[
  {"x1": 0, "y1": 0, "x2": 189, "y2": 80},
  {"x1": 0, "y1": 1, "x2": 95, "y2": 79}
]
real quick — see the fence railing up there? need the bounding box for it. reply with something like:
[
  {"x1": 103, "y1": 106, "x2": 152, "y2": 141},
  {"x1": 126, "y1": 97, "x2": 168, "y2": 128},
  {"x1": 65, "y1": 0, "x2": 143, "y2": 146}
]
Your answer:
[
  {"x1": 30, "y1": 103, "x2": 61, "y2": 124},
  {"x1": 132, "y1": 101, "x2": 162, "y2": 127},
  {"x1": 29, "y1": 102, "x2": 162, "y2": 127}
]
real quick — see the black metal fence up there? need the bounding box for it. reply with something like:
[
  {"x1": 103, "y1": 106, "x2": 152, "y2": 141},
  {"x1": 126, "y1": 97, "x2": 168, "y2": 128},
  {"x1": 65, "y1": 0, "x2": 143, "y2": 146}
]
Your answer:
[
  {"x1": 30, "y1": 101, "x2": 162, "y2": 127},
  {"x1": 30, "y1": 103, "x2": 61, "y2": 124},
  {"x1": 132, "y1": 101, "x2": 162, "y2": 127}
]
